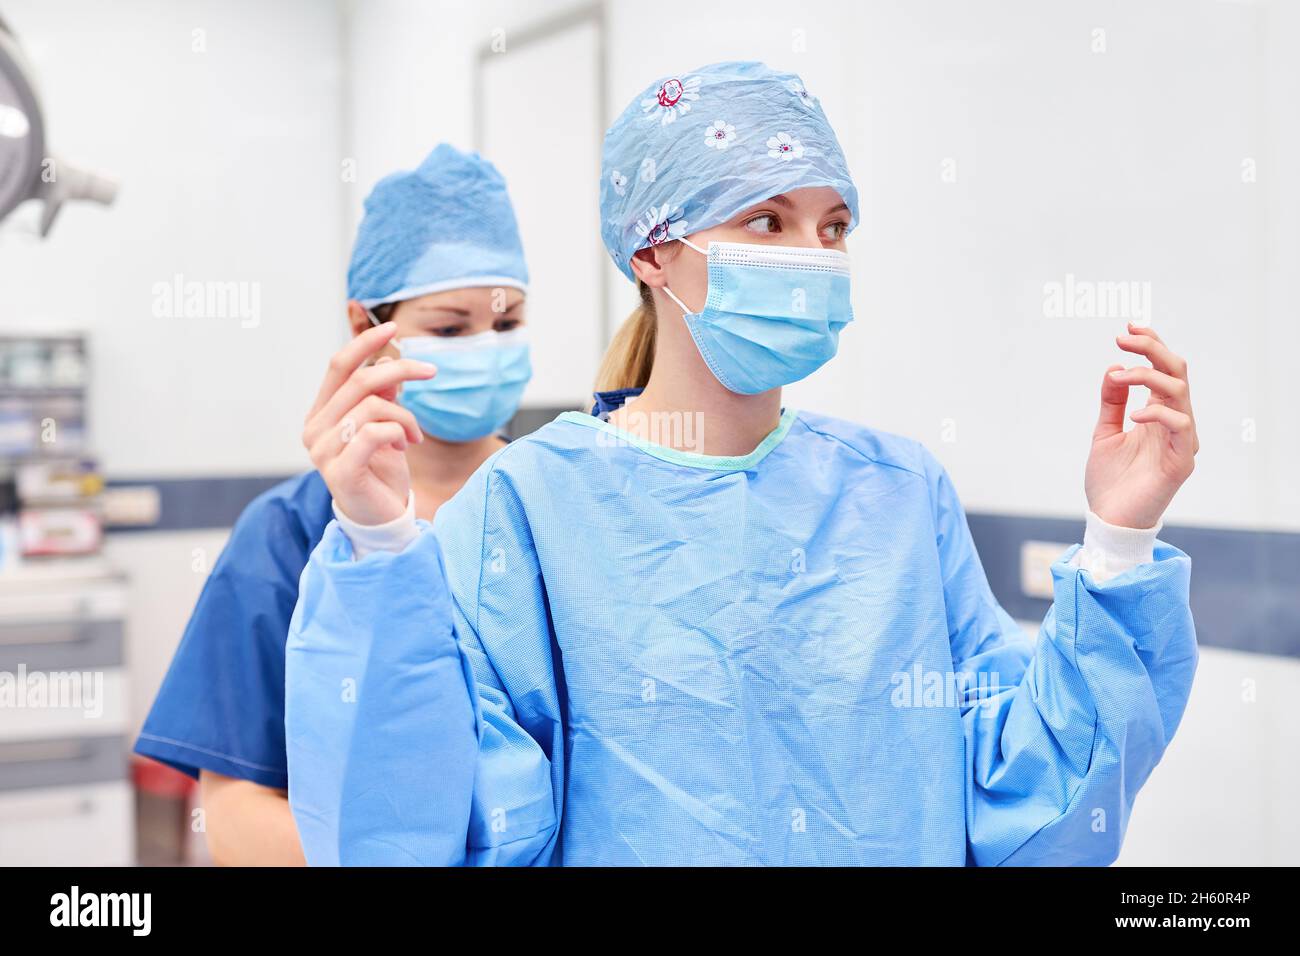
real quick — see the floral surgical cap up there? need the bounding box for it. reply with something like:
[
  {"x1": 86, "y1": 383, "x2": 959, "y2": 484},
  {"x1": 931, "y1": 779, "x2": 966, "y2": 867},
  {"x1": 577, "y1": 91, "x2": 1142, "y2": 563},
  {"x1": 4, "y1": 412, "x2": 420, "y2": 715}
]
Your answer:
[
  {"x1": 348, "y1": 144, "x2": 529, "y2": 308},
  {"x1": 599, "y1": 60, "x2": 860, "y2": 282}
]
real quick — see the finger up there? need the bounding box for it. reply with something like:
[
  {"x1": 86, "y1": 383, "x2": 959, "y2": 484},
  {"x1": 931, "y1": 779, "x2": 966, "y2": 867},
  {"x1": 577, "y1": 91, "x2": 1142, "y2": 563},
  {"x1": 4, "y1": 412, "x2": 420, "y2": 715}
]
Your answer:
[
  {"x1": 1116, "y1": 333, "x2": 1187, "y2": 380},
  {"x1": 307, "y1": 323, "x2": 397, "y2": 420},
  {"x1": 330, "y1": 395, "x2": 423, "y2": 452},
  {"x1": 1124, "y1": 321, "x2": 1165, "y2": 345},
  {"x1": 332, "y1": 421, "x2": 408, "y2": 478},
  {"x1": 372, "y1": 355, "x2": 399, "y2": 403},
  {"x1": 1094, "y1": 363, "x2": 1128, "y2": 439},
  {"x1": 310, "y1": 396, "x2": 422, "y2": 468},
  {"x1": 1130, "y1": 403, "x2": 1197, "y2": 460},
  {"x1": 307, "y1": 359, "x2": 436, "y2": 444},
  {"x1": 330, "y1": 359, "x2": 436, "y2": 421},
  {"x1": 1108, "y1": 365, "x2": 1190, "y2": 411}
]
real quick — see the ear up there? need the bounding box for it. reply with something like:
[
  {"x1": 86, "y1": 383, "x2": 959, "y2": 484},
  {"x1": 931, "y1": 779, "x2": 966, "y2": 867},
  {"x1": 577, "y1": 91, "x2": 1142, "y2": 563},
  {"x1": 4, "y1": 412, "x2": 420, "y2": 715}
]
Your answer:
[
  {"x1": 345, "y1": 300, "x2": 373, "y2": 337},
  {"x1": 629, "y1": 244, "x2": 673, "y2": 288}
]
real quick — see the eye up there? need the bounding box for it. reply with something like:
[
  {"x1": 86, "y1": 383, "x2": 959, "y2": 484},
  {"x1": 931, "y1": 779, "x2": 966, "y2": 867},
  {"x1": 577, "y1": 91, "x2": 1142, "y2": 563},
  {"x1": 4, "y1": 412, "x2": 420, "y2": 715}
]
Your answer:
[
  {"x1": 743, "y1": 213, "x2": 780, "y2": 235},
  {"x1": 820, "y1": 220, "x2": 848, "y2": 243},
  {"x1": 429, "y1": 324, "x2": 465, "y2": 337},
  {"x1": 493, "y1": 317, "x2": 522, "y2": 332}
]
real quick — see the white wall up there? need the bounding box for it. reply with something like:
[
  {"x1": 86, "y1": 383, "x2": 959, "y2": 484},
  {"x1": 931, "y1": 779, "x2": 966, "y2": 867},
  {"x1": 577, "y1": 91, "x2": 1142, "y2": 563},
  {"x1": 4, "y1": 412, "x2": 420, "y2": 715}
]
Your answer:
[
  {"x1": 0, "y1": 0, "x2": 345, "y2": 478},
  {"x1": 604, "y1": 0, "x2": 1300, "y2": 536},
  {"x1": 1117, "y1": 645, "x2": 1300, "y2": 866},
  {"x1": 104, "y1": 529, "x2": 231, "y2": 740},
  {"x1": 479, "y1": 14, "x2": 607, "y2": 406},
  {"x1": 339, "y1": 0, "x2": 480, "y2": 221},
  {"x1": 341, "y1": 0, "x2": 605, "y2": 409}
]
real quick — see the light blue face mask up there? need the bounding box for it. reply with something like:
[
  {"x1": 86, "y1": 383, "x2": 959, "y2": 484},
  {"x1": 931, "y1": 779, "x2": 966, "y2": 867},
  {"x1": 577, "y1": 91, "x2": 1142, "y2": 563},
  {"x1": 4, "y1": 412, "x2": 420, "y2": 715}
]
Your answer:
[
  {"x1": 392, "y1": 329, "x2": 532, "y2": 442},
  {"x1": 663, "y1": 238, "x2": 853, "y2": 395}
]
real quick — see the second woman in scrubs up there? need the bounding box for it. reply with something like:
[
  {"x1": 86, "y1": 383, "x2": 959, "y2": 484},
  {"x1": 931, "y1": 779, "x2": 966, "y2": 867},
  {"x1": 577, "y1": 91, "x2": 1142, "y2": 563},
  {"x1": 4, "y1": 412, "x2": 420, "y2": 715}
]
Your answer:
[
  {"x1": 286, "y1": 63, "x2": 1200, "y2": 866},
  {"x1": 135, "y1": 144, "x2": 532, "y2": 864}
]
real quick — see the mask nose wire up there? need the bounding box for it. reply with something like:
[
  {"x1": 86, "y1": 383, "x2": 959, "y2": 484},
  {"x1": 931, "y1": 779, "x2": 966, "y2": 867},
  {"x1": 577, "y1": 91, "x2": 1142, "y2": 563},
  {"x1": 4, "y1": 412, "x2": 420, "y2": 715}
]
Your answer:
[{"x1": 662, "y1": 236, "x2": 708, "y2": 317}]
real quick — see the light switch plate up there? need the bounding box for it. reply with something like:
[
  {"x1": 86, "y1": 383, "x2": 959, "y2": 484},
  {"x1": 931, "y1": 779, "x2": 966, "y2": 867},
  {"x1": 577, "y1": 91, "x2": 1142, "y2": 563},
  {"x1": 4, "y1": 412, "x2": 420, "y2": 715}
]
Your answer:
[{"x1": 101, "y1": 486, "x2": 161, "y2": 527}]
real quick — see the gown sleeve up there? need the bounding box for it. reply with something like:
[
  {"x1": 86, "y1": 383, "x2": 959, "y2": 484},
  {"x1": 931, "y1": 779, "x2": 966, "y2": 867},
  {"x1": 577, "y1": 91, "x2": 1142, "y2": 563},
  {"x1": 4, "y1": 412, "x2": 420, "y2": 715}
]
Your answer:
[
  {"x1": 284, "y1": 461, "x2": 560, "y2": 866},
  {"x1": 923, "y1": 451, "x2": 1199, "y2": 866}
]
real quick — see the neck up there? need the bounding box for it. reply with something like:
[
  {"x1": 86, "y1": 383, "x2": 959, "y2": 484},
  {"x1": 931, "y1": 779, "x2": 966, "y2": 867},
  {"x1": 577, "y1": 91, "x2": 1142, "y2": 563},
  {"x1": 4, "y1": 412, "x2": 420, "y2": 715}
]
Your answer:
[
  {"x1": 406, "y1": 432, "x2": 505, "y2": 519},
  {"x1": 609, "y1": 300, "x2": 783, "y2": 457}
]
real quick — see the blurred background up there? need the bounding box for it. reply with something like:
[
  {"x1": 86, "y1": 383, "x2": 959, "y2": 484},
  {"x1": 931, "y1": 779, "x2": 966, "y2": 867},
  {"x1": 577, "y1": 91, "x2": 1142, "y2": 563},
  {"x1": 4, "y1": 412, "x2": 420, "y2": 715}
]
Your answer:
[{"x1": 0, "y1": 0, "x2": 1295, "y2": 866}]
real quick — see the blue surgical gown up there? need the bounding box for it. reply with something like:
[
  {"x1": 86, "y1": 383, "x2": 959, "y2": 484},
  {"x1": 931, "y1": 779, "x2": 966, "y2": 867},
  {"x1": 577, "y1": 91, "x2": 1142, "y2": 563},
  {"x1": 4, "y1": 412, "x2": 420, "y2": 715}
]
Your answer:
[
  {"x1": 136, "y1": 472, "x2": 334, "y2": 788},
  {"x1": 285, "y1": 409, "x2": 1198, "y2": 865}
]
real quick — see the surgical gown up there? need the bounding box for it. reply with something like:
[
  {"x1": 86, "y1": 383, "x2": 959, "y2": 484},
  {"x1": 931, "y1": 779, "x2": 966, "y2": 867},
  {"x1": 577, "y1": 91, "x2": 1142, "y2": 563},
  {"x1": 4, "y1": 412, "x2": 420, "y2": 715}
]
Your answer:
[{"x1": 285, "y1": 409, "x2": 1198, "y2": 866}]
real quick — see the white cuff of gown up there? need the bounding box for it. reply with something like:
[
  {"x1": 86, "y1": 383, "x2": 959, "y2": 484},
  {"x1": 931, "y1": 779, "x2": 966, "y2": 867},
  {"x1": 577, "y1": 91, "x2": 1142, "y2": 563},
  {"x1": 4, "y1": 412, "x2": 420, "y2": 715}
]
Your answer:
[
  {"x1": 332, "y1": 491, "x2": 419, "y2": 560},
  {"x1": 1070, "y1": 509, "x2": 1161, "y2": 583}
]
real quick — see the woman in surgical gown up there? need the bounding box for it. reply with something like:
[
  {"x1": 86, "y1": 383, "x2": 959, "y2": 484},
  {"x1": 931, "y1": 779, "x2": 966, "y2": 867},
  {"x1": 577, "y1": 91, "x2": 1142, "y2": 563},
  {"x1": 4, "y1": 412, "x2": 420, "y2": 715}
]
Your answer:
[
  {"x1": 285, "y1": 62, "x2": 1200, "y2": 866},
  {"x1": 135, "y1": 144, "x2": 536, "y2": 865}
]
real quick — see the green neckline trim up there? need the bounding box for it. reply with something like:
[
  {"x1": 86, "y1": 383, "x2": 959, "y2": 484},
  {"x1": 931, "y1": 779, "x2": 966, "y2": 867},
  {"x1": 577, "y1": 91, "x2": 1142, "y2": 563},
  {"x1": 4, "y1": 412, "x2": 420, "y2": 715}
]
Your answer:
[{"x1": 557, "y1": 407, "x2": 799, "y2": 471}]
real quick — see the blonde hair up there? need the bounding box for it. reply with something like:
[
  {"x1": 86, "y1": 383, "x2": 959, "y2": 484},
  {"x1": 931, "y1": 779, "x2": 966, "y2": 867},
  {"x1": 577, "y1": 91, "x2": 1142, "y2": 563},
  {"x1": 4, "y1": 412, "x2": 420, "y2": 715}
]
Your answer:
[
  {"x1": 595, "y1": 281, "x2": 658, "y2": 391},
  {"x1": 596, "y1": 241, "x2": 685, "y2": 391}
]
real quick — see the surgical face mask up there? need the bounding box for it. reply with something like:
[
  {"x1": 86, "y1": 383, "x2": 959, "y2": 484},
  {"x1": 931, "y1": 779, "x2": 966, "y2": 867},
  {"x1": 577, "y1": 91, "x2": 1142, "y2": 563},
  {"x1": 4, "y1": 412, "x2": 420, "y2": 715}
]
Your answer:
[
  {"x1": 662, "y1": 238, "x2": 853, "y2": 395},
  {"x1": 394, "y1": 329, "x2": 532, "y2": 442}
]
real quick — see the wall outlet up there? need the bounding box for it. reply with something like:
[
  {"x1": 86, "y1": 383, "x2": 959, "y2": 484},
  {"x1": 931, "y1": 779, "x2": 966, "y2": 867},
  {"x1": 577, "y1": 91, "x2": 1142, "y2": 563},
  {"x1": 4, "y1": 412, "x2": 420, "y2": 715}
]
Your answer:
[{"x1": 1019, "y1": 539, "x2": 1072, "y2": 599}]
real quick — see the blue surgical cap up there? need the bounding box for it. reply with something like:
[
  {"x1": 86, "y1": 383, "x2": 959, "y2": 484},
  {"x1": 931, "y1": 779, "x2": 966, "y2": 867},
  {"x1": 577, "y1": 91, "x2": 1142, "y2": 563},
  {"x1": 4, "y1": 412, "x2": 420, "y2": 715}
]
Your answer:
[
  {"x1": 599, "y1": 61, "x2": 860, "y2": 282},
  {"x1": 347, "y1": 144, "x2": 529, "y2": 307}
]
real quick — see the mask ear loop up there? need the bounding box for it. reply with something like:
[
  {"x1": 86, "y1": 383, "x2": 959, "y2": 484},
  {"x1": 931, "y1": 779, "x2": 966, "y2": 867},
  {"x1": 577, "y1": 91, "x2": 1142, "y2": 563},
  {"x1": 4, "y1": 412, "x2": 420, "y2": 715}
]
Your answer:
[
  {"x1": 363, "y1": 306, "x2": 400, "y2": 365},
  {"x1": 661, "y1": 286, "x2": 694, "y2": 318},
  {"x1": 662, "y1": 236, "x2": 708, "y2": 317}
]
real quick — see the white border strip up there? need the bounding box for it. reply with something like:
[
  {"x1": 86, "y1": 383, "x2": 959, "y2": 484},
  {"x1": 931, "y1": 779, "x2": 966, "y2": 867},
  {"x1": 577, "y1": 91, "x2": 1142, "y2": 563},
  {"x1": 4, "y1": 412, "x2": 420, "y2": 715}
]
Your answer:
[{"x1": 358, "y1": 275, "x2": 528, "y2": 308}]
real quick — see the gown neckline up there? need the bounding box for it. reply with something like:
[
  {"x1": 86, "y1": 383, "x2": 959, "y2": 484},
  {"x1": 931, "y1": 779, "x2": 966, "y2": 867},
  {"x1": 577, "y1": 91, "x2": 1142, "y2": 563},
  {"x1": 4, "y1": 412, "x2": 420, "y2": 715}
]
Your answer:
[{"x1": 556, "y1": 407, "x2": 799, "y2": 472}]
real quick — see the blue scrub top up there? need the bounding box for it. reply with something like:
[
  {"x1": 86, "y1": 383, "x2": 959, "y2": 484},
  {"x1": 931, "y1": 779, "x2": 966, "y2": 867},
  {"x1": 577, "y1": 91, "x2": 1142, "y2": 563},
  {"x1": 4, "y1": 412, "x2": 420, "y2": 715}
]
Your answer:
[{"x1": 135, "y1": 471, "x2": 333, "y2": 789}]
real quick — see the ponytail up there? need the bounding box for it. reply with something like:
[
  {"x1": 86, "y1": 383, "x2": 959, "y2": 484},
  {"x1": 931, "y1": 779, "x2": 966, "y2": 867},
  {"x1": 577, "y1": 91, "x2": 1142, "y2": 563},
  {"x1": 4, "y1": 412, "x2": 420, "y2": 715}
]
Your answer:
[{"x1": 594, "y1": 281, "x2": 658, "y2": 391}]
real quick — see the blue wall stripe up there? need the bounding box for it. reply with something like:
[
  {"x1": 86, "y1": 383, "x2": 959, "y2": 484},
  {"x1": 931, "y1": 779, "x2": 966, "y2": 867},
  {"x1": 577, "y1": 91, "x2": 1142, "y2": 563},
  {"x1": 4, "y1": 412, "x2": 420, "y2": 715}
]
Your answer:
[
  {"x1": 103, "y1": 407, "x2": 581, "y2": 533},
  {"x1": 105, "y1": 475, "x2": 1300, "y2": 659},
  {"x1": 966, "y1": 513, "x2": 1299, "y2": 659},
  {"x1": 106, "y1": 475, "x2": 291, "y2": 533}
]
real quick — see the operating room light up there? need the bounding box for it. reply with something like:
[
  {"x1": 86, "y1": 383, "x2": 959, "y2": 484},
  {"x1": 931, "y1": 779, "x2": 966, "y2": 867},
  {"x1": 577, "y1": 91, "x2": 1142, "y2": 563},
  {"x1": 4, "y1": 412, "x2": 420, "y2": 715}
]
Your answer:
[{"x1": 0, "y1": 15, "x2": 117, "y2": 236}]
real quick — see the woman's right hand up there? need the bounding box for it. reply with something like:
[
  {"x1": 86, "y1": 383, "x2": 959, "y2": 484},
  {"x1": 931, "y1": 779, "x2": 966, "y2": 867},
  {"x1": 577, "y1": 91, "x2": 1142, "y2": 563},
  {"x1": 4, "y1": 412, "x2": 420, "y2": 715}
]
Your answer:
[{"x1": 303, "y1": 323, "x2": 435, "y2": 526}]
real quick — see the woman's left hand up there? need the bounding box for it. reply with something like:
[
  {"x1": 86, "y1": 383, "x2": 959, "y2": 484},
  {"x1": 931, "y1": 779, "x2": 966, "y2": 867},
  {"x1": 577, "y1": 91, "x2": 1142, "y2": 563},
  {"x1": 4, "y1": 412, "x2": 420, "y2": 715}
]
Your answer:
[{"x1": 1084, "y1": 322, "x2": 1199, "y2": 529}]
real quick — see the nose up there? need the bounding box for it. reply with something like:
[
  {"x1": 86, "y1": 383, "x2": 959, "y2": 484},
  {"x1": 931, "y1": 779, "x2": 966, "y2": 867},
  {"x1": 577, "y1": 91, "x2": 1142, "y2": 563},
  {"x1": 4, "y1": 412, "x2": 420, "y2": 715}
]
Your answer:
[{"x1": 786, "y1": 218, "x2": 829, "y2": 250}]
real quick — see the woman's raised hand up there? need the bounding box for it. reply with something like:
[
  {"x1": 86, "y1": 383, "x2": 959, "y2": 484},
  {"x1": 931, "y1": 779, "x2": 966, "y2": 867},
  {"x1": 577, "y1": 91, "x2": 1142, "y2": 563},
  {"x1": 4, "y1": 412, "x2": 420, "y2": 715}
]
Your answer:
[
  {"x1": 303, "y1": 323, "x2": 435, "y2": 526},
  {"x1": 1084, "y1": 322, "x2": 1199, "y2": 529}
]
